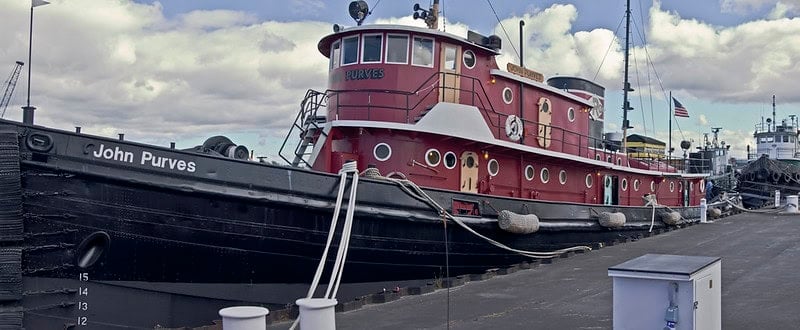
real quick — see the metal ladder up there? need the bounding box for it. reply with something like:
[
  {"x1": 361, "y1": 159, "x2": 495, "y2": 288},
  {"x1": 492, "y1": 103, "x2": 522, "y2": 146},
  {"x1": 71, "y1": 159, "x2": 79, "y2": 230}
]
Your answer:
[{"x1": 280, "y1": 89, "x2": 328, "y2": 167}]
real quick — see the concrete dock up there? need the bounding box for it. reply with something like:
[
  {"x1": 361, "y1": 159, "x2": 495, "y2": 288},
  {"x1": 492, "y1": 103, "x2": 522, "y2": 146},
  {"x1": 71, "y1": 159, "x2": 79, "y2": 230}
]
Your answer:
[{"x1": 271, "y1": 212, "x2": 800, "y2": 329}]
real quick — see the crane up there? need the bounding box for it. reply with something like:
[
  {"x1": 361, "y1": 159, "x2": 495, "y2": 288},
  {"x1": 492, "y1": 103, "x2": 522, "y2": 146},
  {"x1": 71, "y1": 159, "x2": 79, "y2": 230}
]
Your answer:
[{"x1": 1, "y1": 61, "x2": 25, "y2": 118}]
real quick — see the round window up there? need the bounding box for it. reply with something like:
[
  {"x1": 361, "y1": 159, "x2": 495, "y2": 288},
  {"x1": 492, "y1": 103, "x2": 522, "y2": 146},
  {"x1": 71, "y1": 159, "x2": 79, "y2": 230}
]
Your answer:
[
  {"x1": 633, "y1": 179, "x2": 640, "y2": 191},
  {"x1": 650, "y1": 180, "x2": 655, "y2": 192},
  {"x1": 669, "y1": 181, "x2": 675, "y2": 192},
  {"x1": 487, "y1": 159, "x2": 499, "y2": 176},
  {"x1": 374, "y1": 143, "x2": 391, "y2": 161},
  {"x1": 425, "y1": 148, "x2": 441, "y2": 167},
  {"x1": 621, "y1": 178, "x2": 628, "y2": 191},
  {"x1": 443, "y1": 152, "x2": 457, "y2": 169},
  {"x1": 465, "y1": 155, "x2": 476, "y2": 168},
  {"x1": 585, "y1": 173, "x2": 593, "y2": 188},
  {"x1": 524, "y1": 165, "x2": 535, "y2": 181},
  {"x1": 567, "y1": 107, "x2": 575, "y2": 122},
  {"x1": 540, "y1": 168, "x2": 550, "y2": 183},
  {"x1": 700, "y1": 179, "x2": 705, "y2": 192},
  {"x1": 463, "y1": 50, "x2": 476, "y2": 69},
  {"x1": 502, "y1": 87, "x2": 513, "y2": 104},
  {"x1": 559, "y1": 170, "x2": 567, "y2": 185}
]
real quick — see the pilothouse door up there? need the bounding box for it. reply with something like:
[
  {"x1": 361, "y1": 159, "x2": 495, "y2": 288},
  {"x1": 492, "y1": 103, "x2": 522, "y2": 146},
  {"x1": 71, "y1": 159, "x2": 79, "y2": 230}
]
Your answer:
[
  {"x1": 439, "y1": 43, "x2": 461, "y2": 103},
  {"x1": 460, "y1": 152, "x2": 478, "y2": 193}
]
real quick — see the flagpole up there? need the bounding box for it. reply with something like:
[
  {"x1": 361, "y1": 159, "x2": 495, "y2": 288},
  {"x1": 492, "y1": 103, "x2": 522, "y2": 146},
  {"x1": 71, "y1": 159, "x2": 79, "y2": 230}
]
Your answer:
[
  {"x1": 22, "y1": 0, "x2": 48, "y2": 125},
  {"x1": 668, "y1": 91, "x2": 673, "y2": 160},
  {"x1": 22, "y1": 2, "x2": 37, "y2": 124}
]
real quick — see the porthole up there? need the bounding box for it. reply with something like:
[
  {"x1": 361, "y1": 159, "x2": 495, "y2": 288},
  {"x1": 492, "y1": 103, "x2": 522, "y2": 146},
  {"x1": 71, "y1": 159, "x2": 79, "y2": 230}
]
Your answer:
[
  {"x1": 567, "y1": 107, "x2": 575, "y2": 122},
  {"x1": 595, "y1": 154, "x2": 601, "y2": 161},
  {"x1": 585, "y1": 174, "x2": 593, "y2": 188},
  {"x1": 524, "y1": 165, "x2": 535, "y2": 181},
  {"x1": 502, "y1": 87, "x2": 513, "y2": 104},
  {"x1": 374, "y1": 143, "x2": 391, "y2": 161},
  {"x1": 633, "y1": 179, "x2": 640, "y2": 191},
  {"x1": 650, "y1": 180, "x2": 655, "y2": 192},
  {"x1": 540, "y1": 167, "x2": 550, "y2": 183},
  {"x1": 621, "y1": 178, "x2": 628, "y2": 191},
  {"x1": 616, "y1": 158, "x2": 622, "y2": 166},
  {"x1": 487, "y1": 159, "x2": 499, "y2": 176},
  {"x1": 463, "y1": 50, "x2": 476, "y2": 69},
  {"x1": 700, "y1": 179, "x2": 705, "y2": 192},
  {"x1": 425, "y1": 148, "x2": 441, "y2": 167},
  {"x1": 465, "y1": 155, "x2": 476, "y2": 168},
  {"x1": 443, "y1": 152, "x2": 457, "y2": 169},
  {"x1": 559, "y1": 170, "x2": 567, "y2": 185},
  {"x1": 669, "y1": 181, "x2": 675, "y2": 192}
]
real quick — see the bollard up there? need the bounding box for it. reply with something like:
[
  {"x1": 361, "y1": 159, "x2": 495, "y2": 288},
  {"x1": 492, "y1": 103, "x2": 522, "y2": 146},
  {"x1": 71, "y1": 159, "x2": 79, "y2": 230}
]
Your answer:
[
  {"x1": 700, "y1": 198, "x2": 707, "y2": 223},
  {"x1": 296, "y1": 298, "x2": 338, "y2": 330},
  {"x1": 787, "y1": 195, "x2": 799, "y2": 213},
  {"x1": 219, "y1": 306, "x2": 269, "y2": 330},
  {"x1": 775, "y1": 190, "x2": 781, "y2": 208}
]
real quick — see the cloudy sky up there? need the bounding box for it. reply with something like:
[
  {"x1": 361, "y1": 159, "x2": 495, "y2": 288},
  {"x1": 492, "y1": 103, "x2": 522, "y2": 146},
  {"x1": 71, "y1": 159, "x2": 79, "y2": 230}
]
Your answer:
[{"x1": 0, "y1": 0, "x2": 798, "y2": 160}]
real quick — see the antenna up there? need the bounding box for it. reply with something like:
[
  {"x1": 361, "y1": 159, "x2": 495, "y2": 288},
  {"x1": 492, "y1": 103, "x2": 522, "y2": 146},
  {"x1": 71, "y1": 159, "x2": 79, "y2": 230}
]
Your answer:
[
  {"x1": 348, "y1": 1, "x2": 370, "y2": 26},
  {"x1": 711, "y1": 127, "x2": 721, "y2": 148},
  {"x1": 772, "y1": 94, "x2": 776, "y2": 131}
]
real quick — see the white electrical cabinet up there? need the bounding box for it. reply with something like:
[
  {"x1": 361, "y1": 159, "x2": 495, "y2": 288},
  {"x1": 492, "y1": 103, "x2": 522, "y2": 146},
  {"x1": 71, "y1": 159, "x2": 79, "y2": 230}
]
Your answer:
[{"x1": 608, "y1": 254, "x2": 721, "y2": 330}]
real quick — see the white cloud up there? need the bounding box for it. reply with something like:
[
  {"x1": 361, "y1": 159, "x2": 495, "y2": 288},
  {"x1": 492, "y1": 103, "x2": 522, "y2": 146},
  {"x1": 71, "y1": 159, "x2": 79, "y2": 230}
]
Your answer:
[
  {"x1": 721, "y1": 0, "x2": 799, "y2": 15},
  {"x1": 698, "y1": 114, "x2": 709, "y2": 126},
  {"x1": 0, "y1": 0, "x2": 330, "y2": 150}
]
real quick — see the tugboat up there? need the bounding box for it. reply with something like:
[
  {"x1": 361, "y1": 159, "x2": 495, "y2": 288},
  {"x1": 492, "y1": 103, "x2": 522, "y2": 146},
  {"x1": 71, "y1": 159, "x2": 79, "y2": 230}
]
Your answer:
[
  {"x1": 0, "y1": 1, "x2": 734, "y2": 328},
  {"x1": 739, "y1": 95, "x2": 800, "y2": 208}
]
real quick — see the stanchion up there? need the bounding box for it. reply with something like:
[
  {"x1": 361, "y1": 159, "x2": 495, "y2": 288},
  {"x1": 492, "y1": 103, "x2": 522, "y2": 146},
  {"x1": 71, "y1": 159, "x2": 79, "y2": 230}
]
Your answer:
[{"x1": 700, "y1": 198, "x2": 708, "y2": 223}]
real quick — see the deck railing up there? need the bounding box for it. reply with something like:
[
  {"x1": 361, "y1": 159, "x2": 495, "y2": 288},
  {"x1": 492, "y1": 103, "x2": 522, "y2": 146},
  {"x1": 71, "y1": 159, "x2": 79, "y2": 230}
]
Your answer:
[{"x1": 296, "y1": 71, "x2": 717, "y2": 174}]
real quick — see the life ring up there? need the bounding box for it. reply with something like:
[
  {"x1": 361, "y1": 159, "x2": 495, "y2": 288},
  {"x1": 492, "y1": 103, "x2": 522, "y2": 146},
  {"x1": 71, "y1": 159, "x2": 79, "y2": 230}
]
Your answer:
[{"x1": 505, "y1": 115, "x2": 524, "y2": 142}]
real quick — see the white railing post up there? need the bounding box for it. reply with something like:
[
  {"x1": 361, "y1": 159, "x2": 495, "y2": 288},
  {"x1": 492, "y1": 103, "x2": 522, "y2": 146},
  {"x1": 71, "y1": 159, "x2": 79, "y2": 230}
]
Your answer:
[
  {"x1": 700, "y1": 198, "x2": 708, "y2": 223},
  {"x1": 775, "y1": 190, "x2": 781, "y2": 208}
]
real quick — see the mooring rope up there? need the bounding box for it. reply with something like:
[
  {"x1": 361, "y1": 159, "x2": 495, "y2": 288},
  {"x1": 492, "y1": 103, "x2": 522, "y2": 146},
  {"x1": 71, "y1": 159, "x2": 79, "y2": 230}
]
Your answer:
[
  {"x1": 291, "y1": 161, "x2": 359, "y2": 330},
  {"x1": 362, "y1": 169, "x2": 592, "y2": 258}
]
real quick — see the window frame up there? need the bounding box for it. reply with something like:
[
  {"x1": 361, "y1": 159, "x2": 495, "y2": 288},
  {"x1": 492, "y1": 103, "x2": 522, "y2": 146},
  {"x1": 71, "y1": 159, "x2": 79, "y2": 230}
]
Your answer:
[
  {"x1": 411, "y1": 36, "x2": 435, "y2": 68},
  {"x1": 385, "y1": 34, "x2": 409, "y2": 64},
  {"x1": 360, "y1": 33, "x2": 384, "y2": 64},
  {"x1": 330, "y1": 40, "x2": 341, "y2": 70},
  {"x1": 341, "y1": 35, "x2": 360, "y2": 66}
]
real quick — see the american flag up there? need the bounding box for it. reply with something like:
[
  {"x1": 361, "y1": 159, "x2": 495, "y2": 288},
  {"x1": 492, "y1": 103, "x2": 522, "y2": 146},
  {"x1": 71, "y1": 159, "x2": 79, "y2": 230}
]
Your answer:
[{"x1": 673, "y1": 97, "x2": 689, "y2": 118}]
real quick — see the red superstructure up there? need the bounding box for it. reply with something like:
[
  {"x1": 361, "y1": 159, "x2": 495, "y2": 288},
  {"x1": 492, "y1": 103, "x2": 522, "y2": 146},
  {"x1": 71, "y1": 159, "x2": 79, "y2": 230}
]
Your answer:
[{"x1": 290, "y1": 21, "x2": 705, "y2": 207}]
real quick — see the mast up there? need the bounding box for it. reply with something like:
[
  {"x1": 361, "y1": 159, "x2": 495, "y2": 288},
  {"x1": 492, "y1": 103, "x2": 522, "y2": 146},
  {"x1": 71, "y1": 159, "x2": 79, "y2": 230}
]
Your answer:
[
  {"x1": 668, "y1": 91, "x2": 672, "y2": 158},
  {"x1": 621, "y1": 0, "x2": 633, "y2": 154},
  {"x1": 772, "y1": 94, "x2": 776, "y2": 131}
]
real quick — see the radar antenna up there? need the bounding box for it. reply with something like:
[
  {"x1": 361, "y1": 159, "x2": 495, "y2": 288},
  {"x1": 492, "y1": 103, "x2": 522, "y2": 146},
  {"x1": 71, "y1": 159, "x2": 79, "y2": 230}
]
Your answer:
[
  {"x1": 1, "y1": 61, "x2": 24, "y2": 118},
  {"x1": 711, "y1": 127, "x2": 722, "y2": 148}
]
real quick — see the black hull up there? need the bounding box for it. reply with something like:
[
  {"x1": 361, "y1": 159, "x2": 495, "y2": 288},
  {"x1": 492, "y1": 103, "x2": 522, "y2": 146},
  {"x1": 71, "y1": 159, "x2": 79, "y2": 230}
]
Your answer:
[{"x1": 0, "y1": 120, "x2": 717, "y2": 328}]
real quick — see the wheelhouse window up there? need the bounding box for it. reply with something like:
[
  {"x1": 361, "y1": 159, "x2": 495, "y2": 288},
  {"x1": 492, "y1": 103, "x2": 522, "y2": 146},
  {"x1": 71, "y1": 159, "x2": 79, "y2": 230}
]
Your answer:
[
  {"x1": 361, "y1": 34, "x2": 382, "y2": 63},
  {"x1": 444, "y1": 46, "x2": 457, "y2": 70},
  {"x1": 342, "y1": 36, "x2": 359, "y2": 66},
  {"x1": 386, "y1": 34, "x2": 409, "y2": 64},
  {"x1": 330, "y1": 41, "x2": 341, "y2": 69},
  {"x1": 412, "y1": 37, "x2": 434, "y2": 67}
]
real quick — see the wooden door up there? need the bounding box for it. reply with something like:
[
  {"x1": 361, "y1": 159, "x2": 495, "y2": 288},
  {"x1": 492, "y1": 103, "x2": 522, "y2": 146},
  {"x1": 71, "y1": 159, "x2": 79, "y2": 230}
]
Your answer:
[
  {"x1": 439, "y1": 43, "x2": 461, "y2": 103},
  {"x1": 537, "y1": 97, "x2": 552, "y2": 148},
  {"x1": 460, "y1": 151, "x2": 478, "y2": 193}
]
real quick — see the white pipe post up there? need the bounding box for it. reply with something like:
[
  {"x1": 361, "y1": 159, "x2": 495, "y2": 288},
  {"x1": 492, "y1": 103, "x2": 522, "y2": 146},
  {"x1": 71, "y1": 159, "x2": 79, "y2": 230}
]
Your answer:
[
  {"x1": 296, "y1": 298, "x2": 338, "y2": 330},
  {"x1": 219, "y1": 306, "x2": 269, "y2": 330},
  {"x1": 700, "y1": 198, "x2": 707, "y2": 223},
  {"x1": 775, "y1": 190, "x2": 781, "y2": 208}
]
